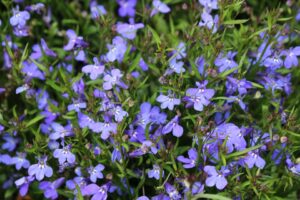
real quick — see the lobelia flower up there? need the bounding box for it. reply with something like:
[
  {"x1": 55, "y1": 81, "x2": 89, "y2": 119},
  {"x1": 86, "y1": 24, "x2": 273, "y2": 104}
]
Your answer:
[
  {"x1": 67, "y1": 101, "x2": 87, "y2": 112},
  {"x1": 90, "y1": 1, "x2": 107, "y2": 19},
  {"x1": 286, "y1": 158, "x2": 300, "y2": 175},
  {"x1": 28, "y1": 156, "x2": 53, "y2": 181},
  {"x1": 162, "y1": 115, "x2": 183, "y2": 137},
  {"x1": 25, "y1": 3, "x2": 45, "y2": 13},
  {"x1": 164, "y1": 58, "x2": 185, "y2": 75},
  {"x1": 151, "y1": 0, "x2": 171, "y2": 17},
  {"x1": 110, "y1": 106, "x2": 128, "y2": 122},
  {"x1": 183, "y1": 81, "x2": 215, "y2": 111},
  {"x1": 199, "y1": 11, "x2": 219, "y2": 33},
  {"x1": 36, "y1": 89, "x2": 49, "y2": 110},
  {"x1": 263, "y1": 53, "x2": 283, "y2": 70},
  {"x1": 165, "y1": 183, "x2": 181, "y2": 200},
  {"x1": 82, "y1": 182, "x2": 112, "y2": 200},
  {"x1": 241, "y1": 150, "x2": 266, "y2": 169},
  {"x1": 106, "y1": 36, "x2": 127, "y2": 62},
  {"x1": 117, "y1": 0, "x2": 137, "y2": 17},
  {"x1": 2, "y1": 134, "x2": 19, "y2": 152},
  {"x1": 226, "y1": 77, "x2": 252, "y2": 95},
  {"x1": 281, "y1": 47, "x2": 300, "y2": 68},
  {"x1": 204, "y1": 166, "x2": 229, "y2": 190},
  {"x1": 12, "y1": 152, "x2": 30, "y2": 170},
  {"x1": 214, "y1": 51, "x2": 238, "y2": 73},
  {"x1": 53, "y1": 144, "x2": 76, "y2": 165},
  {"x1": 88, "y1": 164, "x2": 105, "y2": 183},
  {"x1": 64, "y1": 29, "x2": 88, "y2": 51},
  {"x1": 10, "y1": 9, "x2": 30, "y2": 27},
  {"x1": 40, "y1": 38, "x2": 57, "y2": 57},
  {"x1": 22, "y1": 61, "x2": 45, "y2": 80},
  {"x1": 78, "y1": 112, "x2": 95, "y2": 129},
  {"x1": 49, "y1": 122, "x2": 74, "y2": 140},
  {"x1": 116, "y1": 20, "x2": 144, "y2": 40},
  {"x1": 127, "y1": 125, "x2": 146, "y2": 143},
  {"x1": 72, "y1": 78, "x2": 85, "y2": 96},
  {"x1": 191, "y1": 182, "x2": 204, "y2": 195},
  {"x1": 172, "y1": 42, "x2": 186, "y2": 60},
  {"x1": 148, "y1": 164, "x2": 164, "y2": 180},
  {"x1": 199, "y1": 0, "x2": 218, "y2": 12},
  {"x1": 129, "y1": 140, "x2": 158, "y2": 157},
  {"x1": 39, "y1": 177, "x2": 65, "y2": 200},
  {"x1": 82, "y1": 57, "x2": 105, "y2": 80},
  {"x1": 226, "y1": 96, "x2": 246, "y2": 111},
  {"x1": 156, "y1": 90, "x2": 181, "y2": 110},
  {"x1": 103, "y1": 68, "x2": 128, "y2": 90},
  {"x1": 137, "y1": 196, "x2": 150, "y2": 200},
  {"x1": 91, "y1": 115, "x2": 117, "y2": 140},
  {"x1": 13, "y1": 25, "x2": 29, "y2": 37},
  {"x1": 15, "y1": 176, "x2": 35, "y2": 197},
  {"x1": 177, "y1": 148, "x2": 198, "y2": 168},
  {"x1": 139, "y1": 58, "x2": 149, "y2": 71}
]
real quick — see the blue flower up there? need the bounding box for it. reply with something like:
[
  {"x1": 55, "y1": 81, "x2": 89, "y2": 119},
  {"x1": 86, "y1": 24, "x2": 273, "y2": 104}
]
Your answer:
[
  {"x1": 177, "y1": 148, "x2": 198, "y2": 168},
  {"x1": 91, "y1": 116, "x2": 117, "y2": 140},
  {"x1": 151, "y1": 0, "x2": 171, "y2": 17},
  {"x1": 28, "y1": 156, "x2": 53, "y2": 181},
  {"x1": 116, "y1": 21, "x2": 144, "y2": 40},
  {"x1": 162, "y1": 115, "x2": 183, "y2": 137},
  {"x1": 49, "y1": 122, "x2": 74, "y2": 140},
  {"x1": 106, "y1": 36, "x2": 127, "y2": 62},
  {"x1": 15, "y1": 176, "x2": 34, "y2": 197},
  {"x1": 67, "y1": 101, "x2": 87, "y2": 112},
  {"x1": 241, "y1": 151, "x2": 266, "y2": 169},
  {"x1": 148, "y1": 164, "x2": 163, "y2": 180},
  {"x1": 156, "y1": 90, "x2": 181, "y2": 110},
  {"x1": 281, "y1": 47, "x2": 300, "y2": 68},
  {"x1": 165, "y1": 183, "x2": 181, "y2": 200},
  {"x1": 88, "y1": 164, "x2": 105, "y2": 183},
  {"x1": 117, "y1": 0, "x2": 137, "y2": 17},
  {"x1": 2, "y1": 134, "x2": 19, "y2": 152},
  {"x1": 214, "y1": 51, "x2": 238, "y2": 73},
  {"x1": 90, "y1": 1, "x2": 107, "y2": 19},
  {"x1": 39, "y1": 177, "x2": 65, "y2": 200},
  {"x1": 22, "y1": 61, "x2": 45, "y2": 80},
  {"x1": 53, "y1": 144, "x2": 76, "y2": 165},
  {"x1": 12, "y1": 152, "x2": 30, "y2": 170},
  {"x1": 199, "y1": 11, "x2": 219, "y2": 33},
  {"x1": 82, "y1": 182, "x2": 111, "y2": 200},
  {"x1": 165, "y1": 58, "x2": 185, "y2": 75},
  {"x1": 10, "y1": 9, "x2": 30, "y2": 27},
  {"x1": 183, "y1": 81, "x2": 215, "y2": 111},
  {"x1": 204, "y1": 166, "x2": 229, "y2": 190},
  {"x1": 103, "y1": 69, "x2": 128, "y2": 90},
  {"x1": 82, "y1": 57, "x2": 105, "y2": 80}
]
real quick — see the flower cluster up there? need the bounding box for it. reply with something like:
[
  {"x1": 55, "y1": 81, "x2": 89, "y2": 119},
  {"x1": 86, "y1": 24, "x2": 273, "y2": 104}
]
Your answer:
[{"x1": 0, "y1": 0, "x2": 300, "y2": 200}]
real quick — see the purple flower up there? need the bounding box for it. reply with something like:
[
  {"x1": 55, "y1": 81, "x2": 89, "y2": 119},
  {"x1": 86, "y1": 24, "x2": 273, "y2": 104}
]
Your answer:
[
  {"x1": 25, "y1": 3, "x2": 45, "y2": 13},
  {"x1": 156, "y1": 90, "x2": 181, "y2": 110},
  {"x1": 78, "y1": 112, "x2": 95, "y2": 129},
  {"x1": 162, "y1": 115, "x2": 183, "y2": 137},
  {"x1": 226, "y1": 77, "x2": 252, "y2": 95},
  {"x1": 28, "y1": 156, "x2": 53, "y2": 181},
  {"x1": 199, "y1": 0, "x2": 218, "y2": 12},
  {"x1": 41, "y1": 38, "x2": 57, "y2": 57},
  {"x1": 137, "y1": 196, "x2": 150, "y2": 200},
  {"x1": 148, "y1": 164, "x2": 163, "y2": 180},
  {"x1": 49, "y1": 122, "x2": 73, "y2": 140},
  {"x1": 177, "y1": 148, "x2": 197, "y2": 168},
  {"x1": 263, "y1": 54, "x2": 283, "y2": 70},
  {"x1": 10, "y1": 10, "x2": 30, "y2": 27},
  {"x1": 110, "y1": 106, "x2": 128, "y2": 122},
  {"x1": 184, "y1": 81, "x2": 215, "y2": 111},
  {"x1": 67, "y1": 101, "x2": 87, "y2": 112},
  {"x1": 53, "y1": 144, "x2": 76, "y2": 164},
  {"x1": 13, "y1": 25, "x2": 29, "y2": 37},
  {"x1": 12, "y1": 152, "x2": 30, "y2": 170},
  {"x1": 0, "y1": 154, "x2": 13, "y2": 165},
  {"x1": 22, "y1": 61, "x2": 45, "y2": 80},
  {"x1": 116, "y1": 21, "x2": 144, "y2": 40},
  {"x1": 90, "y1": 1, "x2": 107, "y2": 19},
  {"x1": 129, "y1": 140, "x2": 158, "y2": 157},
  {"x1": 91, "y1": 116, "x2": 117, "y2": 140},
  {"x1": 227, "y1": 96, "x2": 246, "y2": 110},
  {"x1": 106, "y1": 36, "x2": 127, "y2": 62},
  {"x1": 214, "y1": 51, "x2": 238, "y2": 73},
  {"x1": 165, "y1": 183, "x2": 181, "y2": 200},
  {"x1": 36, "y1": 89, "x2": 49, "y2": 110},
  {"x1": 82, "y1": 57, "x2": 105, "y2": 80},
  {"x1": 191, "y1": 182, "x2": 204, "y2": 195},
  {"x1": 281, "y1": 47, "x2": 300, "y2": 68},
  {"x1": 88, "y1": 164, "x2": 105, "y2": 183},
  {"x1": 139, "y1": 58, "x2": 149, "y2": 71},
  {"x1": 204, "y1": 166, "x2": 229, "y2": 190},
  {"x1": 82, "y1": 183, "x2": 110, "y2": 200},
  {"x1": 117, "y1": 0, "x2": 137, "y2": 17},
  {"x1": 2, "y1": 134, "x2": 19, "y2": 152},
  {"x1": 151, "y1": 0, "x2": 171, "y2": 17},
  {"x1": 242, "y1": 151, "x2": 266, "y2": 169},
  {"x1": 64, "y1": 29, "x2": 87, "y2": 51},
  {"x1": 165, "y1": 58, "x2": 185, "y2": 75},
  {"x1": 199, "y1": 11, "x2": 219, "y2": 33},
  {"x1": 39, "y1": 178, "x2": 65, "y2": 200},
  {"x1": 15, "y1": 176, "x2": 34, "y2": 197},
  {"x1": 103, "y1": 69, "x2": 127, "y2": 90}
]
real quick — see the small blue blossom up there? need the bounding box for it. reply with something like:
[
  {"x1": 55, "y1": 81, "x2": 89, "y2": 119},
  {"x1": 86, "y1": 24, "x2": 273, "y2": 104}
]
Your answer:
[
  {"x1": 88, "y1": 164, "x2": 105, "y2": 183},
  {"x1": 204, "y1": 166, "x2": 229, "y2": 190},
  {"x1": 214, "y1": 51, "x2": 238, "y2": 73},
  {"x1": 53, "y1": 144, "x2": 76, "y2": 165},
  {"x1": 148, "y1": 164, "x2": 163, "y2": 180},
  {"x1": 10, "y1": 9, "x2": 30, "y2": 27},
  {"x1": 39, "y1": 177, "x2": 65, "y2": 200},
  {"x1": 156, "y1": 90, "x2": 181, "y2": 110},
  {"x1": 151, "y1": 0, "x2": 171, "y2": 17},
  {"x1": 177, "y1": 148, "x2": 198, "y2": 168},
  {"x1": 28, "y1": 156, "x2": 53, "y2": 181},
  {"x1": 162, "y1": 115, "x2": 183, "y2": 137}
]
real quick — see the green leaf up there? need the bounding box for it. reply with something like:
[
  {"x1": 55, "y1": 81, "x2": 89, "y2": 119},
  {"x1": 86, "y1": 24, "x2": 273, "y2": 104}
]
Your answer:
[
  {"x1": 75, "y1": 184, "x2": 84, "y2": 200},
  {"x1": 25, "y1": 115, "x2": 45, "y2": 128},
  {"x1": 191, "y1": 193, "x2": 232, "y2": 200},
  {"x1": 147, "y1": 25, "x2": 161, "y2": 46},
  {"x1": 46, "y1": 80, "x2": 65, "y2": 93},
  {"x1": 223, "y1": 19, "x2": 248, "y2": 25},
  {"x1": 226, "y1": 144, "x2": 263, "y2": 159}
]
